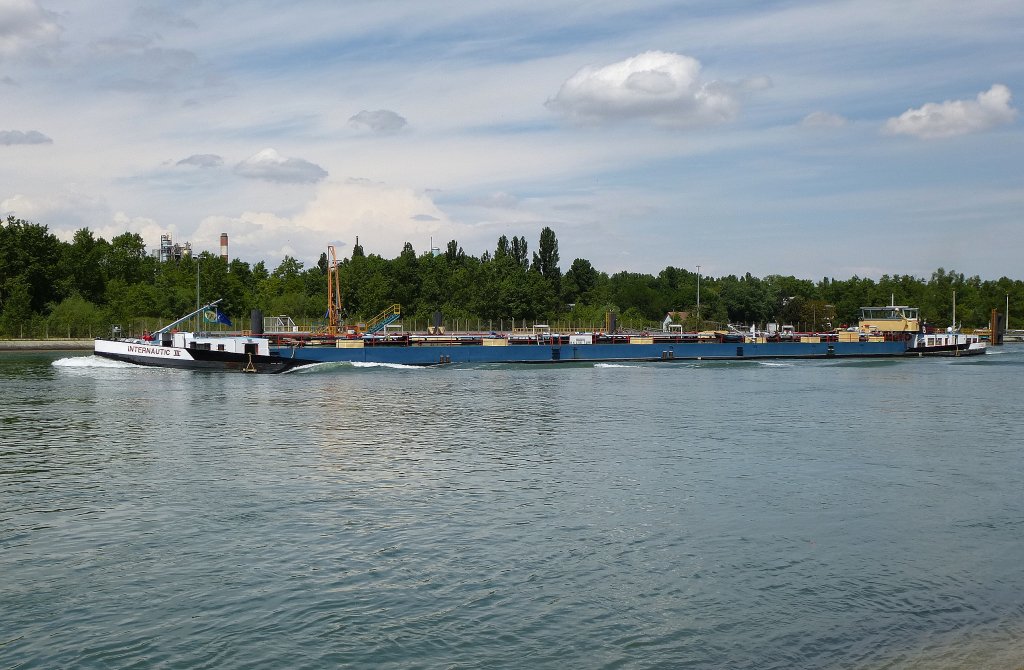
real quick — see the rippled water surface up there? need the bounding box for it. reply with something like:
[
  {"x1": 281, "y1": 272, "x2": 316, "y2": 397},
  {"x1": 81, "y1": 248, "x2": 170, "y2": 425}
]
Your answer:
[{"x1": 2, "y1": 349, "x2": 1023, "y2": 669}]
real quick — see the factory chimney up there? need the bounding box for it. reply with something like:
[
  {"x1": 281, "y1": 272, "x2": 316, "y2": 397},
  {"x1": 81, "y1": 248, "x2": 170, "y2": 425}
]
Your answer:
[{"x1": 220, "y1": 233, "x2": 228, "y2": 263}]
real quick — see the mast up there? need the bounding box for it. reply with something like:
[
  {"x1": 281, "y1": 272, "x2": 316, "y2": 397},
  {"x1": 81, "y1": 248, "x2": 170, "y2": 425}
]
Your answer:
[{"x1": 154, "y1": 299, "x2": 223, "y2": 336}]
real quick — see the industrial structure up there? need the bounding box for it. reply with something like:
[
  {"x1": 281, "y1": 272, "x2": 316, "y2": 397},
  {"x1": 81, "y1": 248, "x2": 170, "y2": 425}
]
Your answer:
[
  {"x1": 158, "y1": 234, "x2": 191, "y2": 262},
  {"x1": 155, "y1": 233, "x2": 229, "y2": 263}
]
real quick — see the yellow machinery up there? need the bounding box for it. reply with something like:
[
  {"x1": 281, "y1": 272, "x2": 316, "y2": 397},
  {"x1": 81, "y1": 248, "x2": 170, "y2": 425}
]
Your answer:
[{"x1": 324, "y1": 245, "x2": 342, "y2": 335}]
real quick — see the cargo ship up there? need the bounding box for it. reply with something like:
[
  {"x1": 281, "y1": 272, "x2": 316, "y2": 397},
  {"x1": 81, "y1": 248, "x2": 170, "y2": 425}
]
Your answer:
[
  {"x1": 92, "y1": 251, "x2": 983, "y2": 373},
  {"x1": 92, "y1": 303, "x2": 982, "y2": 373}
]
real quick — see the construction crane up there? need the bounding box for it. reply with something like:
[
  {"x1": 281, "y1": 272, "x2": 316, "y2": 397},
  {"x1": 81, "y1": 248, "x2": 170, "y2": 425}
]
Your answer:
[{"x1": 326, "y1": 245, "x2": 342, "y2": 335}]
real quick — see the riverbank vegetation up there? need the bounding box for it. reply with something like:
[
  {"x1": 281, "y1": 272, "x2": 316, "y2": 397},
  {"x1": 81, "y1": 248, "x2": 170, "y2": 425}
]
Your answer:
[{"x1": 1, "y1": 215, "x2": 1020, "y2": 337}]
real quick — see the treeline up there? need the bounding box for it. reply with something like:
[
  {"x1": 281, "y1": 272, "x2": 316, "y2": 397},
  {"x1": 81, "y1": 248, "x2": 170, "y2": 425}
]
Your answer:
[{"x1": 0, "y1": 214, "x2": 1020, "y2": 338}]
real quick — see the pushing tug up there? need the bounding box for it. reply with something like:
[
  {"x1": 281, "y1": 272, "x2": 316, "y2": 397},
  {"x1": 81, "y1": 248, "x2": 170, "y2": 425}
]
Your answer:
[{"x1": 94, "y1": 300, "x2": 308, "y2": 373}]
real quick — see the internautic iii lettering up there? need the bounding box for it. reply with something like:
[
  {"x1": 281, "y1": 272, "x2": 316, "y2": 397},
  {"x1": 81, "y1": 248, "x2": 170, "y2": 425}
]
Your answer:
[{"x1": 126, "y1": 345, "x2": 183, "y2": 357}]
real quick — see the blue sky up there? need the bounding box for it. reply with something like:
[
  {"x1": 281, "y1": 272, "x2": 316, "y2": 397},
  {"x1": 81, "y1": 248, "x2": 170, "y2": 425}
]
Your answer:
[{"x1": 2, "y1": 0, "x2": 1021, "y2": 279}]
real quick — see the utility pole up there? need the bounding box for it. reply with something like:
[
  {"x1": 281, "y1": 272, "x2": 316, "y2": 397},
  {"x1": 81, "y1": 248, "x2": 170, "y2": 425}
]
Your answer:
[
  {"x1": 696, "y1": 265, "x2": 701, "y2": 331},
  {"x1": 196, "y1": 253, "x2": 201, "y2": 332}
]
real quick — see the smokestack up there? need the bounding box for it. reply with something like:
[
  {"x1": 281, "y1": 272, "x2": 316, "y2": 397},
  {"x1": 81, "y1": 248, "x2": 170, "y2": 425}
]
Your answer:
[{"x1": 220, "y1": 233, "x2": 228, "y2": 263}]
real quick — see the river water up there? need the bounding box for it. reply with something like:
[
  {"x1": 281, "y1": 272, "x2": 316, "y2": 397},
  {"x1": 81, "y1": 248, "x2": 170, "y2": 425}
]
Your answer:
[{"x1": 1, "y1": 349, "x2": 1023, "y2": 669}]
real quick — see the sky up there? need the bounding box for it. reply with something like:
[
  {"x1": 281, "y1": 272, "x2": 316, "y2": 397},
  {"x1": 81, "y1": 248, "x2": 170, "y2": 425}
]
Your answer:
[{"x1": 1, "y1": 0, "x2": 1022, "y2": 280}]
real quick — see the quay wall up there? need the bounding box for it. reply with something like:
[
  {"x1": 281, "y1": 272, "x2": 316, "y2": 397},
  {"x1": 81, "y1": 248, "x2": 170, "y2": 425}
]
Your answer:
[{"x1": 0, "y1": 339, "x2": 93, "y2": 351}]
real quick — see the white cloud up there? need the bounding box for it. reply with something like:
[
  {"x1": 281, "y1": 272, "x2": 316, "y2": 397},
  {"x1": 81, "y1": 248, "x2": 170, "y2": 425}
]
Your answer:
[
  {"x1": 193, "y1": 179, "x2": 463, "y2": 264},
  {"x1": 349, "y1": 109, "x2": 408, "y2": 134},
  {"x1": 546, "y1": 51, "x2": 739, "y2": 127},
  {"x1": 738, "y1": 75, "x2": 773, "y2": 93},
  {"x1": 884, "y1": 84, "x2": 1017, "y2": 139},
  {"x1": 193, "y1": 211, "x2": 294, "y2": 262},
  {"x1": 130, "y1": 5, "x2": 197, "y2": 31},
  {"x1": 2, "y1": 3, "x2": 1023, "y2": 279},
  {"x1": 290, "y1": 179, "x2": 458, "y2": 260},
  {"x1": 801, "y1": 111, "x2": 848, "y2": 128},
  {"x1": 0, "y1": 191, "x2": 168, "y2": 247},
  {"x1": 234, "y1": 148, "x2": 328, "y2": 183},
  {"x1": 472, "y1": 192, "x2": 520, "y2": 209},
  {"x1": 103, "y1": 212, "x2": 165, "y2": 246},
  {"x1": 0, "y1": 0, "x2": 61, "y2": 61},
  {"x1": 0, "y1": 129, "x2": 51, "y2": 144},
  {"x1": 95, "y1": 45, "x2": 201, "y2": 93},
  {"x1": 1, "y1": 191, "x2": 103, "y2": 230},
  {"x1": 177, "y1": 154, "x2": 223, "y2": 168}
]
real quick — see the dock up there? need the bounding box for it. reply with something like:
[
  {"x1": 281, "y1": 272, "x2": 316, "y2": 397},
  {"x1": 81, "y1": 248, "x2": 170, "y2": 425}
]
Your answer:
[
  {"x1": 1004, "y1": 329, "x2": 1024, "y2": 343},
  {"x1": 0, "y1": 339, "x2": 93, "y2": 351}
]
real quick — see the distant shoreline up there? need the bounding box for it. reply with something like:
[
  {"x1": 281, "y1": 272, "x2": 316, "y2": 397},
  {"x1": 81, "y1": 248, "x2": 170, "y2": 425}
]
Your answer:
[{"x1": 0, "y1": 339, "x2": 93, "y2": 351}]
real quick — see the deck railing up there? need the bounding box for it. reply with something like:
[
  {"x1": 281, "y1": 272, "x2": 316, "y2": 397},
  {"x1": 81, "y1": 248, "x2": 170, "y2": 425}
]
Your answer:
[{"x1": 365, "y1": 304, "x2": 402, "y2": 334}]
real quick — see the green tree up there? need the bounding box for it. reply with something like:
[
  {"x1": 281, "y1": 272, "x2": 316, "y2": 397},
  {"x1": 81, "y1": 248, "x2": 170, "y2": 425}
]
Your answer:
[
  {"x1": 0, "y1": 216, "x2": 64, "y2": 313},
  {"x1": 152, "y1": 254, "x2": 199, "y2": 318},
  {"x1": 47, "y1": 294, "x2": 109, "y2": 337},
  {"x1": 719, "y1": 273, "x2": 772, "y2": 325},
  {"x1": 390, "y1": 242, "x2": 420, "y2": 312},
  {"x1": 258, "y1": 255, "x2": 317, "y2": 317},
  {"x1": 4, "y1": 213, "x2": 1021, "y2": 336},
  {"x1": 531, "y1": 227, "x2": 561, "y2": 283},
  {"x1": 106, "y1": 232, "x2": 152, "y2": 285},
  {"x1": 445, "y1": 239, "x2": 465, "y2": 264},
  {"x1": 609, "y1": 272, "x2": 663, "y2": 320},
  {"x1": 494, "y1": 235, "x2": 510, "y2": 260},
  {"x1": 0, "y1": 275, "x2": 34, "y2": 336},
  {"x1": 510, "y1": 236, "x2": 529, "y2": 270},
  {"x1": 60, "y1": 228, "x2": 109, "y2": 303},
  {"x1": 563, "y1": 258, "x2": 599, "y2": 304}
]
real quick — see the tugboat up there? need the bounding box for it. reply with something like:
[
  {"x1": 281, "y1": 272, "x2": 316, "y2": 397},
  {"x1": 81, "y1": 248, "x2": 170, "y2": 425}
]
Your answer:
[{"x1": 94, "y1": 300, "x2": 312, "y2": 373}]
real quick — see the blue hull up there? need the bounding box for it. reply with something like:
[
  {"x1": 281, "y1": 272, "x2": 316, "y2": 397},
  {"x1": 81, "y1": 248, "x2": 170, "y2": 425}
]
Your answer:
[{"x1": 275, "y1": 339, "x2": 909, "y2": 366}]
